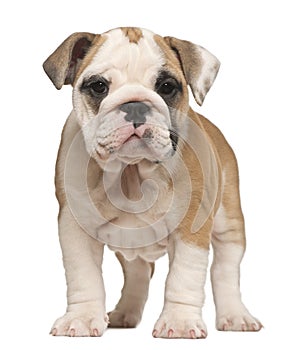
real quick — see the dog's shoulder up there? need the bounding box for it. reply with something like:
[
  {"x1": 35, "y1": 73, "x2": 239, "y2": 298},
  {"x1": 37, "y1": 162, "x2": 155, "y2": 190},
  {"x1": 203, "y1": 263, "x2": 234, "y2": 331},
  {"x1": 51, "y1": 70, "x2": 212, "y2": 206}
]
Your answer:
[
  {"x1": 55, "y1": 111, "x2": 82, "y2": 207},
  {"x1": 198, "y1": 113, "x2": 238, "y2": 169}
]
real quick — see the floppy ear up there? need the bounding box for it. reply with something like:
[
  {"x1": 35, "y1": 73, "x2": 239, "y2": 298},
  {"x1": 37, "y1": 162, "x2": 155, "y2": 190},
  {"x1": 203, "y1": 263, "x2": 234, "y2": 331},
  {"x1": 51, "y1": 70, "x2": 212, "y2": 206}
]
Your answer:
[
  {"x1": 164, "y1": 36, "x2": 220, "y2": 106},
  {"x1": 43, "y1": 32, "x2": 96, "y2": 89}
]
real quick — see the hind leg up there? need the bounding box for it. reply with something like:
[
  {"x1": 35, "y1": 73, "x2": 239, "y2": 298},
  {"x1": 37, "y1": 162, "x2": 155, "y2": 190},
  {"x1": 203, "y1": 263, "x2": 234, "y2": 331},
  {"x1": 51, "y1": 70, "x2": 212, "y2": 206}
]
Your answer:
[
  {"x1": 211, "y1": 172, "x2": 262, "y2": 331},
  {"x1": 108, "y1": 253, "x2": 154, "y2": 328}
]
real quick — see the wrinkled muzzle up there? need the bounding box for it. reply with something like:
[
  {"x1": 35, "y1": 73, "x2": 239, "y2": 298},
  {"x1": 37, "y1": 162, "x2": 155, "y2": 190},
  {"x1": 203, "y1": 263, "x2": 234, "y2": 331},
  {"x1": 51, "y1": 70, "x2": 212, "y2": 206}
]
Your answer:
[{"x1": 80, "y1": 85, "x2": 176, "y2": 165}]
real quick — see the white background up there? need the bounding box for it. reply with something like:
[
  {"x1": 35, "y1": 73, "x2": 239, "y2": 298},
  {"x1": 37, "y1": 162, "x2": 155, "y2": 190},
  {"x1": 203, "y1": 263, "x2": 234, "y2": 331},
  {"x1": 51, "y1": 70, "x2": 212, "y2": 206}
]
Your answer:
[{"x1": 1, "y1": 0, "x2": 283, "y2": 349}]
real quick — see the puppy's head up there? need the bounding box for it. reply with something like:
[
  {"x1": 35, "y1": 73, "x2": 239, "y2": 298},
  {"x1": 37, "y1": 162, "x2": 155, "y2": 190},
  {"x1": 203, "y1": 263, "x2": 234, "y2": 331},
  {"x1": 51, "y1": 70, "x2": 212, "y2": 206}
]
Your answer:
[{"x1": 43, "y1": 27, "x2": 220, "y2": 165}]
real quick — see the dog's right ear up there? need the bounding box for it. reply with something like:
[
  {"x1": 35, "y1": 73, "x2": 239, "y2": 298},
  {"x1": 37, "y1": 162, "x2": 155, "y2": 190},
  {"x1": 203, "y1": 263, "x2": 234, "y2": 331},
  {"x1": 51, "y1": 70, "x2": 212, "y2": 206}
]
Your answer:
[{"x1": 43, "y1": 32, "x2": 96, "y2": 89}]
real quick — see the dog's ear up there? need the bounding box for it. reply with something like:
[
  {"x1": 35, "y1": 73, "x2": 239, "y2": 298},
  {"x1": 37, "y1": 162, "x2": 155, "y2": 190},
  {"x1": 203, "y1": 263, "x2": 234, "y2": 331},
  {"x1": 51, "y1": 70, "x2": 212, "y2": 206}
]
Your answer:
[
  {"x1": 43, "y1": 32, "x2": 96, "y2": 89},
  {"x1": 164, "y1": 36, "x2": 220, "y2": 106}
]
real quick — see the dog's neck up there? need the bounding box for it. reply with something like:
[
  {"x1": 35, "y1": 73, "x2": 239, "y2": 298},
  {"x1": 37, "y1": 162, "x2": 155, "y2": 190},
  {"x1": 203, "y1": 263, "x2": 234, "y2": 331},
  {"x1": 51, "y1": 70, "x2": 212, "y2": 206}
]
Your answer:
[
  {"x1": 97, "y1": 159, "x2": 163, "y2": 204},
  {"x1": 121, "y1": 164, "x2": 143, "y2": 201}
]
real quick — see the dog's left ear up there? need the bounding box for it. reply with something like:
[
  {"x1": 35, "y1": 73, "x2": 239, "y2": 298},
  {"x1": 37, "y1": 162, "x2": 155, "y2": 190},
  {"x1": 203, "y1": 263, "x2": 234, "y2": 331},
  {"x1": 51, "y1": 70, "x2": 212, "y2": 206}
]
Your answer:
[
  {"x1": 164, "y1": 36, "x2": 220, "y2": 106},
  {"x1": 43, "y1": 32, "x2": 96, "y2": 89}
]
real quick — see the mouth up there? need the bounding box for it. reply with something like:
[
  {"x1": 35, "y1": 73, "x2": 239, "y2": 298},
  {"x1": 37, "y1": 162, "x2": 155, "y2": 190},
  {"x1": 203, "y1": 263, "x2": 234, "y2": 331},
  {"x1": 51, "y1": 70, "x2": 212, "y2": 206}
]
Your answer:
[
  {"x1": 117, "y1": 126, "x2": 173, "y2": 163},
  {"x1": 94, "y1": 124, "x2": 174, "y2": 163},
  {"x1": 123, "y1": 134, "x2": 140, "y2": 144}
]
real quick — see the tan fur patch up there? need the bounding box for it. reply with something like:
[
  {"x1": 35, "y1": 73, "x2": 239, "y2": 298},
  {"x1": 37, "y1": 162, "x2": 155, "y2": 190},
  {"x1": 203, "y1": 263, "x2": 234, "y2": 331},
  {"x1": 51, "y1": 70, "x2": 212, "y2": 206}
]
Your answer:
[
  {"x1": 163, "y1": 36, "x2": 202, "y2": 88},
  {"x1": 43, "y1": 32, "x2": 97, "y2": 89},
  {"x1": 177, "y1": 110, "x2": 215, "y2": 249},
  {"x1": 73, "y1": 34, "x2": 107, "y2": 85},
  {"x1": 120, "y1": 27, "x2": 143, "y2": 43},
  {"x1": 178, "y1": 109, "x2": 246, "y2": 249},
  {"x1": 154, "y1": 35, "x2": 184, "y2": 75},
  {"x1": 154, "y1": 35, "x2": 189, "y2": 114},
  {"x1": 55, "y1": 114, "x2": 80, "y2": 208},
  {"x1": 200, "y1": 116, "x2": 246, "y2": 247}
]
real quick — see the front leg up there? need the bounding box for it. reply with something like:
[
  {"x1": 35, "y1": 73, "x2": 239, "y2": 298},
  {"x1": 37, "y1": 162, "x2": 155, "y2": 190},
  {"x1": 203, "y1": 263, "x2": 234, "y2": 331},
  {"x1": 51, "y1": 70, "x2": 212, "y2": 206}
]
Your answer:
[
  {"x1": 153, "y1": 233, "x2": 209, "y2": 339},
  {"x1": 51, "y1": 207, "x2": 108, "y2": 337}
]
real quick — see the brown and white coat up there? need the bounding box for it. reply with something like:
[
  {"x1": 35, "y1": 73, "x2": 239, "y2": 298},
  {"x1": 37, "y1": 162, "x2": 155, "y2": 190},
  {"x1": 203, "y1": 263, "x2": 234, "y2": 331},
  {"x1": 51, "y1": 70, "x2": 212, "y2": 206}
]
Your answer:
[{"x1": 43, "y1": 27, "x2": 262, "y2": 338}]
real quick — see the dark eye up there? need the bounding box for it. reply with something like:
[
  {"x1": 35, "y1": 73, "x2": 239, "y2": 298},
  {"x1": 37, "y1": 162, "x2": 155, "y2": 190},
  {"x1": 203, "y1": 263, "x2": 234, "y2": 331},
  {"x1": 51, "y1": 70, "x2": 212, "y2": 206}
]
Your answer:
[
  {"x1": 89, "y1": 80, "x2": 108, "y2": 95},
  {"x1": 81, "y1": 76, "x2": 110, "y2": 97},
  {"x1": 157, "y1": 79, "x2": 180, "y2": 98},
  {"x1": 158, "y1": 82, "x2": 176, "y2": 95}
]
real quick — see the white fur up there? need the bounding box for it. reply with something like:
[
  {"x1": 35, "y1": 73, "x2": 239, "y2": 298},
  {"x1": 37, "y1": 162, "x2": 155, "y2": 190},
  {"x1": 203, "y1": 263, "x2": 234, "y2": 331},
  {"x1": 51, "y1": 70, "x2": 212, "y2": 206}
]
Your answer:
[
  {"x1": 153, "y1": 236, "x2": 209, "y2": 338},
  {"x1": 51, "y1": 206, "x2": 108, "y2": 336},
  {"x1": 211, "y1": 204, "x2": 262, "y2": 331},
  {"x1": 81, "y1": 28, "x2": 165, "y2": 91},
  {"x1": 72, "y1": 29, "x2": 174, "y2": 165},
  {"x1": 194, "y1": 46, "x2": 220, "y2": 106}
]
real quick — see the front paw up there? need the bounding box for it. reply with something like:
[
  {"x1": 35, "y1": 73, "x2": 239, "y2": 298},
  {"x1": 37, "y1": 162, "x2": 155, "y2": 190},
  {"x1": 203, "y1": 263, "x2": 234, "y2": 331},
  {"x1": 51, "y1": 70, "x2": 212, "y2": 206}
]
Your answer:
[
  {"x1": 50, "y1": 312, "x2": 109, "y2": 337},
  {"x1": 216, "y1": 310, "x2": 262, "y2": 332},
  {"x1": 153, "y1": 308, "x2": 207, "y2": 339}
]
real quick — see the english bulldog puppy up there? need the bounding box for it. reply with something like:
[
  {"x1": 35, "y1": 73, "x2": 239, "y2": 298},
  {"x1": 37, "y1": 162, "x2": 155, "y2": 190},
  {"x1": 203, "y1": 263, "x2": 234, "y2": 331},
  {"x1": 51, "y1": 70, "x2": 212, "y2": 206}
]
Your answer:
[{"x1": 43, "y1": 27, "x2": 262, "y2": 338}]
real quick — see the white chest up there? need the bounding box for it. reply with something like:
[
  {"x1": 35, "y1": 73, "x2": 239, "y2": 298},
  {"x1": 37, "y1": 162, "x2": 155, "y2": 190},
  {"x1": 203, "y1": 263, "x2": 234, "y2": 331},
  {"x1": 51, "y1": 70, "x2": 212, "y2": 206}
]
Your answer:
[{"x1": 108, "y1": 237, "x2": 168, "y2": 262}]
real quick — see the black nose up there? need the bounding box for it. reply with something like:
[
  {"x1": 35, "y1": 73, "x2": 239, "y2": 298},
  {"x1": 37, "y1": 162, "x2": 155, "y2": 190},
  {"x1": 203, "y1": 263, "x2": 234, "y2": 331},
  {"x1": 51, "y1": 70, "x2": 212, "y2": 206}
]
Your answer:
[{"x1": 119, "y1": 101, "x2": 150, "y2": 129}]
